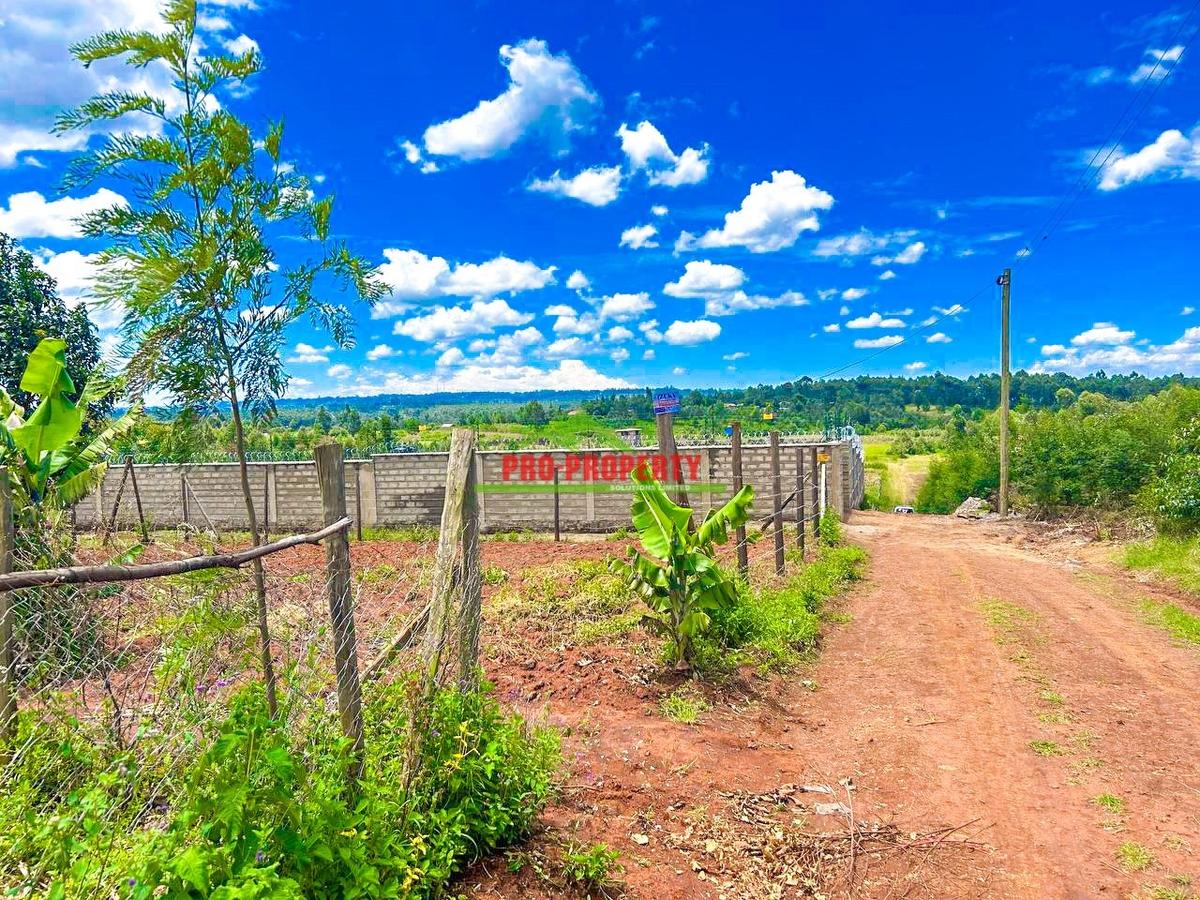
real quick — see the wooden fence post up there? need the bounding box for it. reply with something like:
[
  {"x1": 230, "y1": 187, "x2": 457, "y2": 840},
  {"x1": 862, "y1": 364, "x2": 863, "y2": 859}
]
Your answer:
[
  {"x1": 458, "y1": 456, "x2": 482, "y2": 689},
  {"x1": 730, "y1": 423, "x2": 748, "y2": 578},
  {"x1": 314, "y1": 443, "x2": 366, "y2": 785},
  {"x1": 180, "y1": 469, "x2": 190, "y2": 527},
  {"x1": 422, "y1": 429, "x2": 481, "y2": 691},
  {"x1": 655, "y1": 412, "x2": 689, "y2": 508},
  {"x1": 0, "y1": 467, "x2": 16, "y2": 750},
  {"x1": 769, "y1": 431, "x2": 785, "y2": 576},
  {"x1": 553, "y1": 468, "x2": 561, "y2": 542},
  {"x1": 795, "y1": 446, "x2": 806, "y2": 556},
  {"x1": 262, "y1": 466, "x2": 270, "y2": 544},
  {"x1": 810, "y1": 447, "x2": 819, "y2": 542}
]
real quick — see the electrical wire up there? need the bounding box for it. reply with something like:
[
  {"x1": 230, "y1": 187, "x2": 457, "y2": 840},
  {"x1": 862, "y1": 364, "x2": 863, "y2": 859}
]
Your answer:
[{"x1": 812, "y1": 1, "x2": 1200, "y2": 380}]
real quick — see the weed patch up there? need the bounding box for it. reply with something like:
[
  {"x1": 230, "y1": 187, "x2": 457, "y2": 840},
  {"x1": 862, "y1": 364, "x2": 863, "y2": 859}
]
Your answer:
[
  {"x1": 1126, "y1": 536, "x2": 1200, "y2": 595},
  {"x1": 1140, "y1": 599, "x2": 1200, "y2": 645},
  {"x1": 1093, "y1": 793, "x2": 1125, "y2": 813},
  {"x1": 561, "y1": 841, "x2": 622, "y2": 892},
  {"x1": 659, "y1": 686, "x2": 710, "y2": 724},
  {"x1": 488, "y1": 560, "x2": 636, "y2": 645},
  {"x1": 1117, "y1": 841, "x2": 1154, "y2": 872},
  {"x1": 1030, "y1": 739, "x2": 1064, "y2": 757},
  {"x1": 698, "y1": 545, "x2": 867, "y2": 673}
]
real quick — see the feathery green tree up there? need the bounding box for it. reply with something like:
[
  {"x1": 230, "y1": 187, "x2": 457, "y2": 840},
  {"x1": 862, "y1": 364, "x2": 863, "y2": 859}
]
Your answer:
[{"x1": 55, "y1": 0, "x2": 384, "y2": 716}]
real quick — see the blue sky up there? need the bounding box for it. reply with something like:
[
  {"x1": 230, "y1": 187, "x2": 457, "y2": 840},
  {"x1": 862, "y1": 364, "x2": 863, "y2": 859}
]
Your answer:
[{"x1": 1, "y1": 0, "x2": 1198, "y2": 398}]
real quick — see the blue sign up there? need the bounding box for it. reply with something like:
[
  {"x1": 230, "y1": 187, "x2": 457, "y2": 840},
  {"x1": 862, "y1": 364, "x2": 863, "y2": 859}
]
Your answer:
[
  {"x1": 725, "y1": 425, "x2": 734, "y2": 437},
  {"x1": 652, "y1": 389, "x2": 681, "y2": 416}
]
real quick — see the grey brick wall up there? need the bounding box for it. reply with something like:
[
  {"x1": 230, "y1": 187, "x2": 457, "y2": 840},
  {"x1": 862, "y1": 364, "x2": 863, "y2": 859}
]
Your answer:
[{"x1": 76, "y1": 439, "x2": 862, "y2": 533}]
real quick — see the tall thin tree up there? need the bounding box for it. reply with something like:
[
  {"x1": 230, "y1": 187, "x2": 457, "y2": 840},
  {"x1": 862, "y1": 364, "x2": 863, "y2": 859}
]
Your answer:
[{"x1": 56, "y1": 0, "x2": 383, "y2": 716}]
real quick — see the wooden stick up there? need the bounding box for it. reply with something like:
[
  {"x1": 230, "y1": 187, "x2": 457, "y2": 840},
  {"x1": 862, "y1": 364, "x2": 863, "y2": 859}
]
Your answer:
[
  {"x1": 128, "y1": 458, "x2": 149, "y2": 543},
  {"x1": 0, "y1": 468, "x2": 16, "y2": 748},
  {"x1": 553, "y1": 468, "x2": 560, "y2": 542},
  {"x1": 315, "y1": 442, "x2": 365, "y2": 785},
  {"x1": 770, "y1": 430, "x2": 785, "y2": 576},
  {"x1": 182, "y1": 474, "x2": 217, "y2": 535},
  {"x1": 795, "y1": 446, "x2": 805, "y2": 555},
  {"x1": 362, "y1": 600, "x2": 430, "y2": 682},
  {"x1": 104, "y1": 458, "x2": 132, "y2": 538},
  {"x1": 0, "y1": 517, "x2": 352, "y2": 592},
  {"x1": 730, "y1": 422, "x2": 748, "y2": 578}
]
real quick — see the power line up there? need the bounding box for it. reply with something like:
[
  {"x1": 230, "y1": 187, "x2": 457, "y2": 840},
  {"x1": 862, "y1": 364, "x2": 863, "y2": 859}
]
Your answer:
[
  {"x1": 814, "y1": 1, "x2": 1200, "y2": 380},
  {"x1": 1015, "y1": 0, "x2": 1200, "y2": 263}
]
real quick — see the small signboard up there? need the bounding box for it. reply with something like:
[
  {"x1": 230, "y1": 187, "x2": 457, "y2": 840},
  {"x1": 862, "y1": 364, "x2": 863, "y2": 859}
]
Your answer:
[
  {"x1": 817, "y1": 451, "x2": 831, "y2": 463},
  {"x1": 652, "y1": 389, "x2": 682, "y2": 416}
]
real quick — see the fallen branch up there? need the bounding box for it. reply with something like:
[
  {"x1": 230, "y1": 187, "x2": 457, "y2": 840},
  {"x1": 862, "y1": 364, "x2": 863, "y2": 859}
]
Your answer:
[{"x1": 0, "y1": 517, "x2": 353, "y2": 591}]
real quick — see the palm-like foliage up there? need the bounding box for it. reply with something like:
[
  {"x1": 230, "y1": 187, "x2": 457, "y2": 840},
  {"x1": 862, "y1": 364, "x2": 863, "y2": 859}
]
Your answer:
[
  {"x1": 0, "y1": 338, "x2": 139, "y2": 514},
  {"x1": 609, "y1": 468, "x2": 753, "y2": 667}
]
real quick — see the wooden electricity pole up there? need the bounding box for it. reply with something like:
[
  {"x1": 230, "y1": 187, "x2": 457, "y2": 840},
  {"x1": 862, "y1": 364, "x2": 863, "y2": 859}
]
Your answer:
[{"x1": 998, "y1": 267, "x2": 1012, "y2": 517}]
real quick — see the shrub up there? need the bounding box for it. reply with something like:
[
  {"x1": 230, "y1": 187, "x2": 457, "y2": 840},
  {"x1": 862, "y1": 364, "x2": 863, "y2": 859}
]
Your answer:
[
  {"x1": 702, "y1": 545, "x2": 866, "y2": 671},
  {"x1": 0, "y1": 680, "x2": 558, "y2": 899}
]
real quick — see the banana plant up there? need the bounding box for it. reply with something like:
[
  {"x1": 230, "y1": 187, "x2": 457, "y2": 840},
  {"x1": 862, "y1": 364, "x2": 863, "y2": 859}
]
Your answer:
[
  {"x1": 0, "y1": 337, "x2": 139, "y2": 513},
  {"x1": 609, "y1": 466, "x2": 753, "y2": 667}
]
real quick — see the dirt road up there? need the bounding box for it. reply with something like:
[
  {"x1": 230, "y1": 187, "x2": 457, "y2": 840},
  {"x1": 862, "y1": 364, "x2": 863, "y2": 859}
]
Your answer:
[{"x1": 804, "y1": 511, "x2": 1200, "y2": 897}]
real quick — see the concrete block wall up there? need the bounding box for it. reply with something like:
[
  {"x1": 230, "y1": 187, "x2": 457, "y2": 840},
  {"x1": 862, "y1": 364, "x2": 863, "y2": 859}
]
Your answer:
[{"x1": 77, "y1": 439, "x2": 862, "y2": 533}]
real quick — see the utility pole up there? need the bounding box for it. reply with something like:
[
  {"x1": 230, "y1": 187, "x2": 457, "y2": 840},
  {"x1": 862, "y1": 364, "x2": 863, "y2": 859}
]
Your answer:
[{"x1": 997, "y1": 267, "x2": 1011, "y2": 517}]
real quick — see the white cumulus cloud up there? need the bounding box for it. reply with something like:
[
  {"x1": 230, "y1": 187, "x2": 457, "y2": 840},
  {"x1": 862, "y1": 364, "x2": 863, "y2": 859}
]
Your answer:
[
  {"x1": 528, "y1": 164, "x2": 622, "y2": 206},
  {"x1": 417, "y1": 39, "x2": 597, "y2": 163},
  {"x1": 854, "y1": 335, "x2": 904, "y2": 349},
  {"x1": 846, "y1": 312, "x2": 906, "y2": 329},
  {"x1": 1099, "y1": 126, "x2": 1200, "y2": 191},
  {"x1": 619, "y1": 223, "x2": 659, "y2": 249},
  {"x1": 0, "y1": 189, "x2": 127, "y2": 238},
  {"x1": 617, "y1": 120, "x2": 710, "y2": 187},
  {"x1": 663, "y1": 260, "x2": 746, "y2": 297},
  {"x1": 664, "y1": 319, "x2": 721, "y2": 345},
  {"x1": 1070, "y1": 321, "x2": 1135, "y2": 346},
  {"x1": 926, "y1": 332, "x2": 952, "y2": 344},
  {"x1": 676, "y1": 170, "x2": 833, "y2": 253},
  {"x1": 393, "y1": 299, "x2": 534, "y2": 342},
  {"x1": 375, "y1": 249, "x2": 555, "y2": 313},
  {"x1": 565, "y1": 269, "x2": 590, "y2": 291}
]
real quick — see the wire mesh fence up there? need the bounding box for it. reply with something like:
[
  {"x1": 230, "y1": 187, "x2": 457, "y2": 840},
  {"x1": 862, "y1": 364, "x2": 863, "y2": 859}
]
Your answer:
[{"x1": 0, "y1": 440, "x2": 497, "y2": 899}]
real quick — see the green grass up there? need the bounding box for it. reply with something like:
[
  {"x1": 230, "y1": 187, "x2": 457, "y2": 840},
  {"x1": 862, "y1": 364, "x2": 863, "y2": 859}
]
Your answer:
[
  {"x1": 1038, "y1": 689, "x2": 1064, "y2": 706},
  {"x1": 1030, "y1": 739, "x2": 1064, "y2": 757},
  {"x1": 659, "y1": 688, "x2": 709, "y2": 724},
  {"x1": 698, "y1": 543, "x2": 867, "y2": 673},
  {"x1": 488, "y1": 560, "x2": 637, "y2": 644},
  {"x1": 1126, "y1": 535, "x2": 1200, "y2": 595},
  {"x1": 1092, "y1": 793, "x2": 1125, "y2": 813},
  {"x1": 979, "y1": 599, "x2": 1040, "y2": 648},
  {"x1": 1116, "y1": 841, "x2": 1154, "y2": 872},
  {"x1": 360, "y1": 524, "x2": 438, "y2": 542},
  {"x1": 1141, "y1": 599, "x2": 1200, "y2": 645}
]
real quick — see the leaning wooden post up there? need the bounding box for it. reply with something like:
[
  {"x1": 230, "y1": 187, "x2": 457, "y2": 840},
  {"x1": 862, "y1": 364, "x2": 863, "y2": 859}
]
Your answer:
[
  {"x1": 314, "y1": 443, "x2": 366, "y2": 785},
  {"x1": 730, "y1": 423, "x2": 748, "y2": 578},
  {"x1": 795, "y1": 446, "x2": 806, "y2": 556},
  {"x1": 769, "y1": 431, "x2": 785, "y2": 576},
  {"x1": 104, "y1": 459, "x2": 132, "y2": 540},
  {"x1": 0, "y1": 468, "x2": 16, "y2": 750},
  {"x1": 553, "y1": 468, "x2": 561, "y2": 542},
  {"x1": 127, "y1": 457, "x2": 150, "y2": 544}
]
